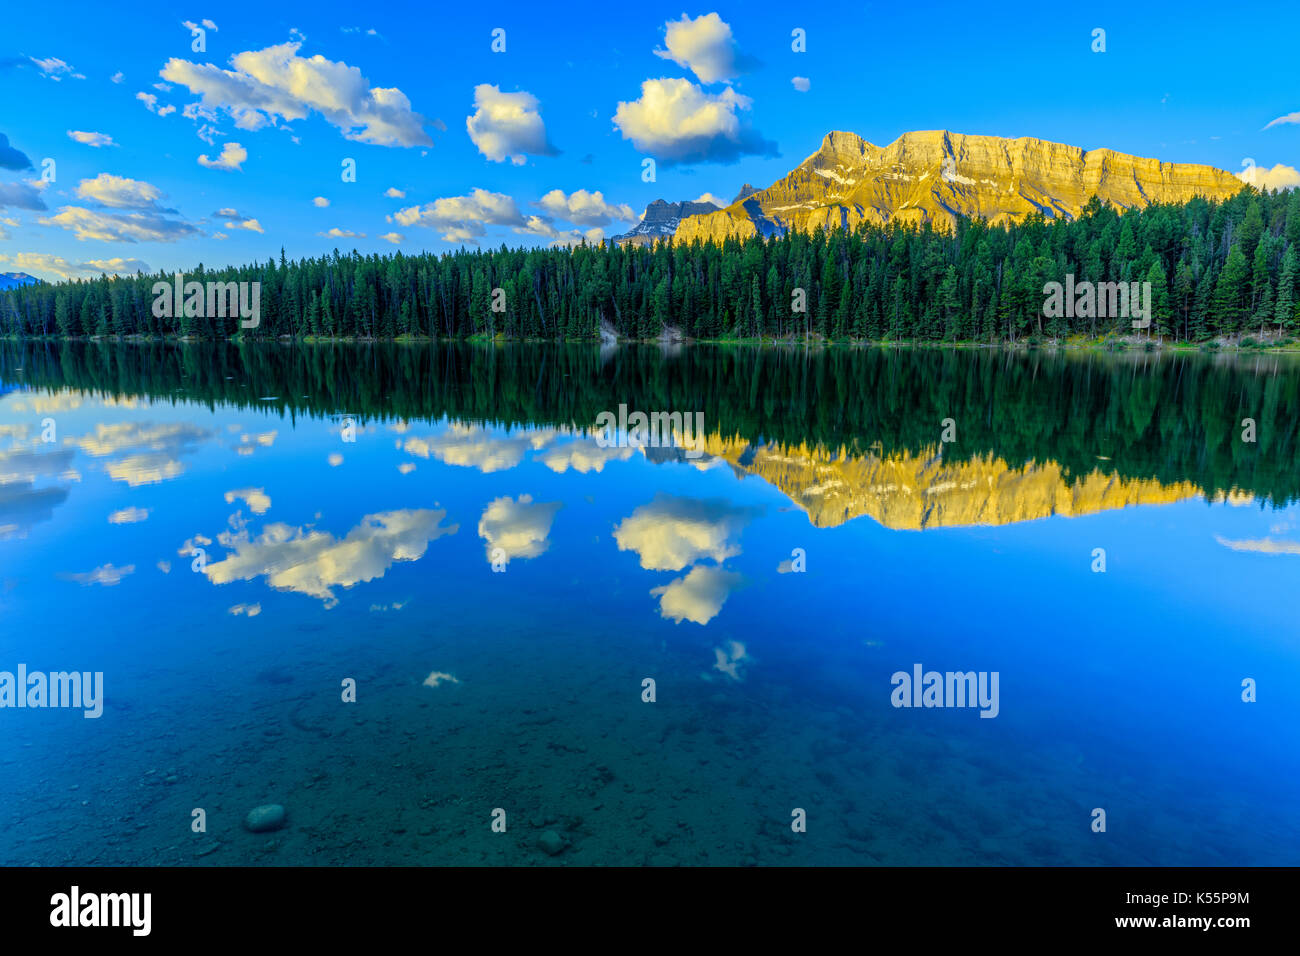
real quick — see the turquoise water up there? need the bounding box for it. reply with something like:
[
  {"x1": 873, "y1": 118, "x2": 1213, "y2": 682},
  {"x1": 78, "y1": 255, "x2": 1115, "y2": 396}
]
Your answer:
[{"x1": 1, "y1": 342, "x2": 1297, "y2": 865}]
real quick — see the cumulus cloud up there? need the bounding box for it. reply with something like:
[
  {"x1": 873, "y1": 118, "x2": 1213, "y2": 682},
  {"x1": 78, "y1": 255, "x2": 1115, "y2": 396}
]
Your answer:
[
  {"x1": 792, "y1": 76, "x2": 811, "y2": 93},
  {"x1": 42, "y1": 176, "x2": 193, "y2": 244},
  {"x1": 40, "y1": 206, "x2": 199, "y2": 242},
  {"x1": 0, "y1": 445, "x2": 75, "y2": 539},
  {"x1": 110, "y1": 71, "x2": 124, "y2": 84},
  {"x1": 379, "y1": 232, "x2": 403, "y2": 243},
  {"x1": 0, "y1": 182, "x2": 47, "y2": 211},
  {"x1": 162, "y1": 41, "x2": 433, "y2": 147},
  {"x1": 312, "y1": 196, "x2": 330, "y2": 207},
  {"x1": 0, "y1": 133, "x2": 33, "y2": 170},
  {"x1": 653, "y1": 13, "x2": 752, "y2": 84},
  {"x1": 72, "y1": 421, "x2": 211, "y2": 486},
  {"x1": 67, "y1": 130, "x2": 116, "y2": 148},
  {"x1": 75, "y1": 173, "x2": 171, "y2": 211},
  {"x1": 392, "y1": 187, "x2": 525, "y2": 244},
  {"x1": 1236, "y1": 163, "x2": 1300, "y2": 191},
  {"x1": 466, "y1": 84, "x2": 557, "y2": 164},
  {"x1": 384, "y1": 187, "x2": 405, "y2": 198},
  {"x1": 201, "y1": 508, "x2": 458, "y2": 607},
  {"x1": 402, "y1": 423, "x2": 555, "y2": 472},
  {"x1": 535, "y1": 188, "x2": 635, "y2": 226},
  {"x1": 651, "y1": 565, "x2": 744, "y2": 626},
  {"x1": 477, "y1": 494, "x2": 562, "y2": 564},
  {"x1": 318, "y1": 227, "x2": 365, "y2": 238},
  {"x1": 613, "y1": 493, "x2": 758, "y2": 571},
  {"x1": 198, "y1": 141, "x2": 246, "y2": 171},
  {"x1": 535, "y1": 436, "x2": 633, "y2": 473},
  {"x1": 136, "y1": 91, "x2": 176, "y2": 116},
  {"x1": 0, "y1": 252, "x2": 151, "y2": 280},
  {"x1": 224, "y1": 487, "x2": 271, "y2": 515},
  {"x1": 108, "y1": 506, "x2": 150, "y2": 524},
  {"x1": 217, "y1": 208, "x2": 263, "y2": 232},
  {"x1": 613, "y1": 78, "x2": 776, "y2": 165}
]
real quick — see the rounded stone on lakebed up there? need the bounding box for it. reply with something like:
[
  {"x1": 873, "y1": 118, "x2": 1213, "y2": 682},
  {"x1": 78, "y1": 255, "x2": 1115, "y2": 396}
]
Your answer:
[
  {"x1": 537, "y1": 830, "x2": 565, "y2": 856},
  {"x1": 244, "y1": 804, "x2": 287, "y2": 833}
]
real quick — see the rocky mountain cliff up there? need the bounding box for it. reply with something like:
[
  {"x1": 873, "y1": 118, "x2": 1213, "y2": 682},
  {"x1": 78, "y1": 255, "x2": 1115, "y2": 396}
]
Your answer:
[
  {"x1": 675, "y1": 130, "x2": 1245, "y2": 243},
  {"x1": 691, "y1": 434, "x2": 1208, "y2": 529},
  {"x1": 611, "y1": 198, "x2": 722, "y2": 247}
]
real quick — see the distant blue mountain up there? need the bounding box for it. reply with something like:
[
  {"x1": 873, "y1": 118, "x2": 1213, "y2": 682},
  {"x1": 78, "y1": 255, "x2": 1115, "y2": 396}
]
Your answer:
[{"x1": 0, "y1": 272, "x2": 39, "y2": 290}]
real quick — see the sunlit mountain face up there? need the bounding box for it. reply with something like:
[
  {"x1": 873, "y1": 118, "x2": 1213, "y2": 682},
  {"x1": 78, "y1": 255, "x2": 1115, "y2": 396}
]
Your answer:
[{"x1": 2, "y1": 342, "x2": 1298, "y2": 865}]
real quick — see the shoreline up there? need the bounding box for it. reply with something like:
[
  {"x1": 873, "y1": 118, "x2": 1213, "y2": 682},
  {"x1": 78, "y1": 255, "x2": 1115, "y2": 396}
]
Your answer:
[{"x1": 5, "y1": 333, "x2": 1300, "y2": 353}]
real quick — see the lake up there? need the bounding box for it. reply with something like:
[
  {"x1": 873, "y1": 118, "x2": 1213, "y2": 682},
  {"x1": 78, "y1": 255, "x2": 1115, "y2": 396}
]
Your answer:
[{"x1": 1, "y1": 340, "x2": 1297, "y2": 865}]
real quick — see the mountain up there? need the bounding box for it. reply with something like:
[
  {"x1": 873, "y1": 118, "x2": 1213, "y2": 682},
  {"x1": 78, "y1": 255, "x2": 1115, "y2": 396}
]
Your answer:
[
  {"x1": 675, "y1": 130, "x2": 1246, "y2": 244},
  {"x1": 0, "y1": 273, "x2": 39, "y2": 290},
  {"x1": 611, "y1": 198, "x2": 722, "y2": 247},
  {"x1": 674, "y1": 433, "x2": 1208, "y2": 530}
]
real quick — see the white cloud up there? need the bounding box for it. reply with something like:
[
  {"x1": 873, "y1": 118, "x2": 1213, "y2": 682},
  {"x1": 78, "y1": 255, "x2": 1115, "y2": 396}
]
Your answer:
[
  {"x1": 224, "y1": 487, "x2": 271, "y2": 514},
  {"x1": 792, "y1": 76, "x2": 811, "y2": 93},
  {"x1": 1236, "y1": 163, "x2": 1300, "y2": 191},
  {"x1": 67, "y1": 130, "x2": 116, "y2": 148},
  {"x1": 651, "y1": 566, "x2": 744, "y2": 626},
  {"x1": 653, "y1": 13, "x2": 746, "y2": 84},
  {"x1": 1264, "y1": 111, "x2": 1300, "y2": 130},
  {"x1": 202, "y1": 508, "x2": 458, "y2": 607},
  {"x1": 110, "y1": 71, "x2": 124, "y2": 84},
  {"x1": 136, "y1": 91, "x2": 176, "y2": 116},
  {"x1": 0, "y1": 252, "x2": 151, "y2": 280},
  {"x1": 466, "y1": 84, "x2": 556, "y2": 164},
  {"x1": 162, "y1": 41, "x2": 433, "y2": 147},
  {"x1": 379, "y1": 232, "x2": 403, "y2": 244},
  {"x1": 535, "y1": 437, "x2": 632, "y2": 473},
  {"x1": 75, "y1": 173, "x2": 168, "y2": 210},
  {"x1": 61, "y1": 563, "x2": 134, "y2": 586},
  {"x1": 29, "y1": 57, "x2": 84, "y2": 81},
  {"x1": 384, "y1": 186, "x2": 405, "y2": 198},
  {"x1": 694, "y1": 192, "x2": 726, "y2": 207},
  {"x1": 402, "y1": 423, "x2": 555, "y2": 471},
  {"x1": 613, "y1": 493, "x2": 757, "y2": 571},
  {"x1": 613, "y1": 78, "x2": 775, "y2": 165},
  {"x1": 198, "y1": 141, "x2": 247, "y2": 171},
  {"x1": 1215, "y1": 535, "x2": 1300, "y2": 555},
  {"x1": 318, "y1": 227, "x2": 365, "y2": 238},
  {"x1": 535, "y1": 188, "x2": 635, "y2": 226},
  {"x1": 40, "y1": 204, "x2": 200, "y2": 242},
  {"x1": 312, "y1": 196, "x2": 330, "y2": 207},
  {"x1": 108, "y1": 506, "x2": 149, "y2": 524},
  {"x1": 477, "y1": 494, "x2": 562, "y2": 564},
  {"x1": 218, "y1": 208, "x2": 264, "y2": 233},
  {"x1": 393, "y1": 188, "x2": 525, "y2": 244}
]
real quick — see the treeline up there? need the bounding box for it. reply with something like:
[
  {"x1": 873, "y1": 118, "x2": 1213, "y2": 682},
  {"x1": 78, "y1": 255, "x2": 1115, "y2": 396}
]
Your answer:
[
  {"x1": 3, "y1": 188, "x2": 1300, "y2": 343},
  {"x1": 3, "y1": 340, "x2": 1293, "y2": 504}
]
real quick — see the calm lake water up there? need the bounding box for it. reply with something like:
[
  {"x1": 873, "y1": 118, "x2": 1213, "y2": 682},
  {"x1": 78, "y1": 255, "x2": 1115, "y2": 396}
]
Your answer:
[{"x1": 1, "y1": 341, "x2": 1297, "y2": 866}]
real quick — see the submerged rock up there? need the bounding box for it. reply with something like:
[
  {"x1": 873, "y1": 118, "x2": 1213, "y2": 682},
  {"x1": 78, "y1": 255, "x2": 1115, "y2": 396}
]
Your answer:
[
  {"x1": 537, "y1": 830, "x2": 565, "y2": 856},
  {"x1": 244, "y1": 804, "x2": 287, "y2": 833}
]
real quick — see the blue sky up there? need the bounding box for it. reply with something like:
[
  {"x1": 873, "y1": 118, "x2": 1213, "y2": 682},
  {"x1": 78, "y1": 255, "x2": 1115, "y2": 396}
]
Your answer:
[{"x1": 2, "y1": 0, "x2": 1298, "y2": 281}]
